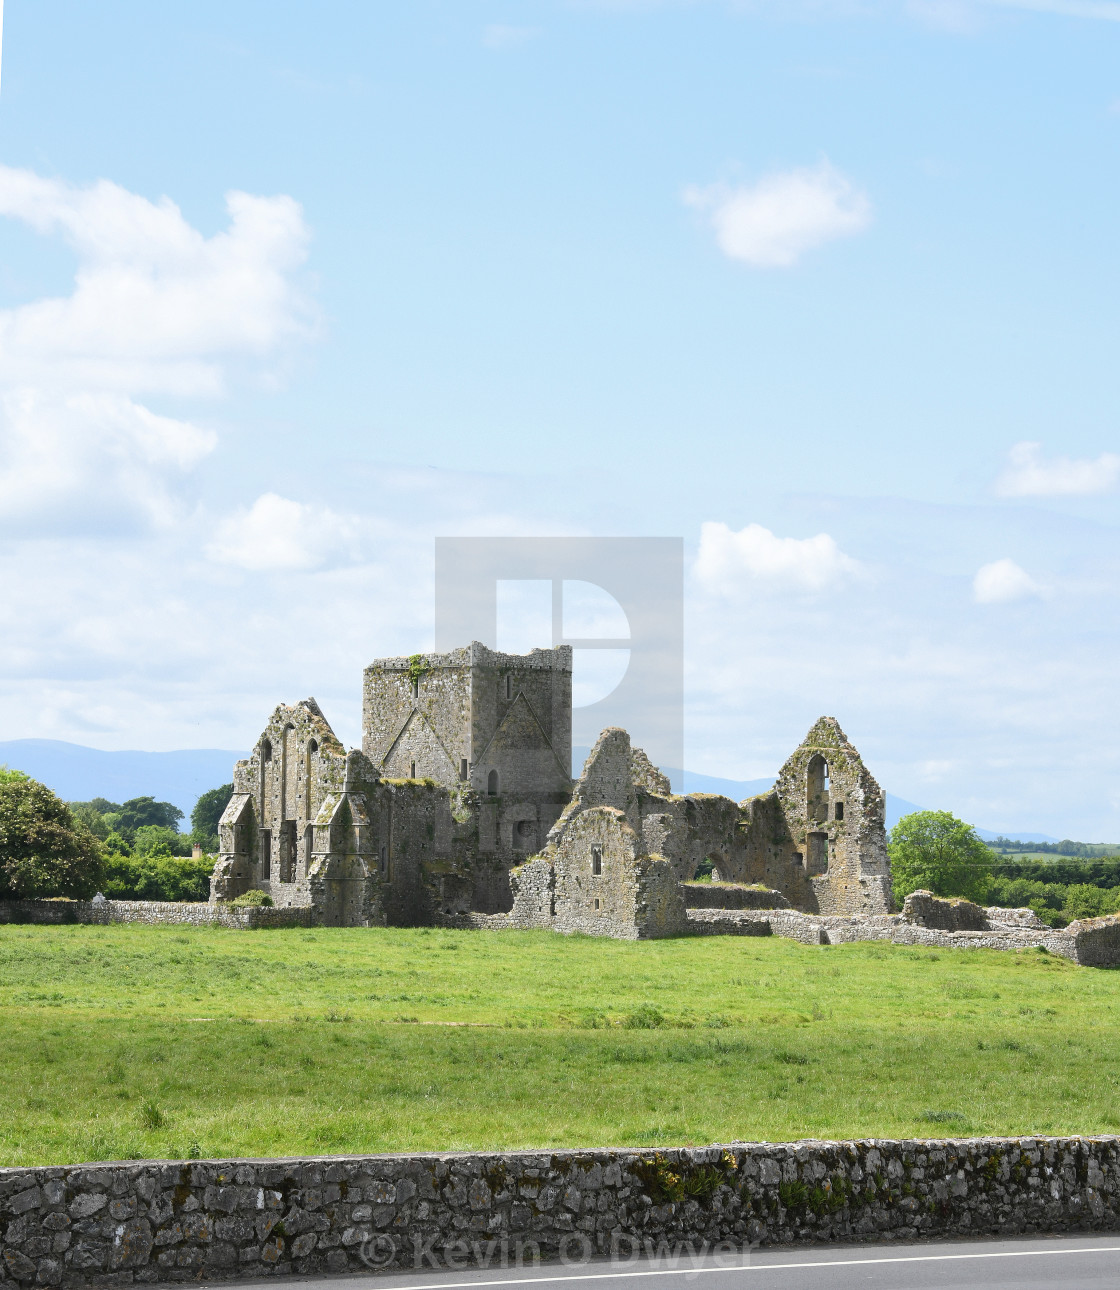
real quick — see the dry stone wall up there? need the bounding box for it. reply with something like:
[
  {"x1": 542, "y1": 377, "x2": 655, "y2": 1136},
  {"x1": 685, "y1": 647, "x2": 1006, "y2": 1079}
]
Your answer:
[
  {"x1": 0, "y1": 901, "x2": 310, "y2": 929},
  {"x1": 1, "y1": 1137, "x2": 1118, "y2": 1289},
  {"x1": 683, "y1": 906, "x2": 1120, "y2": 965}
]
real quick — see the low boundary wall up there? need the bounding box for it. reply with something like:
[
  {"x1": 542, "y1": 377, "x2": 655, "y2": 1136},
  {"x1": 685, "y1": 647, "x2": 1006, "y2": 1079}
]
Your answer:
[
  {"x1": 1, "y1": 1136, "x2": 1118, "y2": 1288},
  {"x1": 0, "y1": 901, "x2": 310, "y2": 930}
]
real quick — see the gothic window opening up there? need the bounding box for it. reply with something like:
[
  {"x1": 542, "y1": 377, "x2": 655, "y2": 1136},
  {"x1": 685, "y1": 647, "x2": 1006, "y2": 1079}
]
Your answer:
[
  {"x1": 504, "y1": 674, "x2": 512, "y2": 700},
  {"x1": 279, "y1": 820, "x2": 296, "y2": 883},
  {"x1": 258, "y1": 829, "x2": 272, "y2": 879},
  {"x1": 591, "y1": 844, "x2": 603, "y2": 876},
  {"x1": 487, "y1": 769, "x2": 498, "y2": 796},
  {"x1": 835, "y1": 801, "x2": 844, "y2": 821},
  {"x1": 459, "y1": 758, "x2": 468, "y2": 782},
  {"x1": 807, "y1": 754, "x2": 829, "y2": 824},
  {"x1": 410, "y1": 760, "x2": 417, "y2": 779}
]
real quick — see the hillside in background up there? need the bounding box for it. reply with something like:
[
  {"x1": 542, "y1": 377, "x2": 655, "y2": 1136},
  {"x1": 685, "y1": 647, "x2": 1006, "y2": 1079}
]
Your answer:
[
  {"x1": 0, "y1": 738, "x2": 1059, "y2": 844},
  {"x1": 0, "y1": 740, "x2": 246, "y2": 826}
]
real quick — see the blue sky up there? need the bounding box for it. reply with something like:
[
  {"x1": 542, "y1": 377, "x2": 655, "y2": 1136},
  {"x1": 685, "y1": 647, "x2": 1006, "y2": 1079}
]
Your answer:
[{"x1": 0, "y1": 0, "x2": 1118, "y2": 837}]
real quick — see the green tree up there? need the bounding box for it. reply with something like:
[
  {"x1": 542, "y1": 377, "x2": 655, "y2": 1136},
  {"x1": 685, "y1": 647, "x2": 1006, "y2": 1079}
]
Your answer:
[
  {"x1": 133, "y1": 824, "x2": 192, "y2": 858},
  {"x1": 113, "y1": 797, "x2": 184, "y2": 842},
  {"x1": 190, "y1": 783, "x2": 233, "y2": 853},
  {"x1": 0, "y1": 767, "x2": 105, "y2": 898},
  {"x1": 889, "y1": 810, "x2": 995, "y2": 905},
  {"x1": 68, "y1": 802, "x2": 111, "y2": 841}
]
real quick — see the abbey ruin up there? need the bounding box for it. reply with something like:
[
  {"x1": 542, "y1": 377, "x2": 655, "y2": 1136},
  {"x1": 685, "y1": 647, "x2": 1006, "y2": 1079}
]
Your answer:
[
  {"x1": 200, "y1": 641, "x2": 1120, "y2": 962},
  {"x1": 210, "y1": 642, "x2": 893, "y2": 936}
]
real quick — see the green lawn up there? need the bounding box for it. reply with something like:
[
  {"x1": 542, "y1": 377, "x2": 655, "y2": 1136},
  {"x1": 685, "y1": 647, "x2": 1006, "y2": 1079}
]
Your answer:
[{"x1": 2, "y1": 923, "x2": 1118, "y2": 1167}]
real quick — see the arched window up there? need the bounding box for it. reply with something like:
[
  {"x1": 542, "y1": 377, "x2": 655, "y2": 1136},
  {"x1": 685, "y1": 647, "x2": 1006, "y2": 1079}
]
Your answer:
[
  {"x1": 807, "y1": 754, "x2": 828, "y2": 824},
  {"x1": 261, "y1": 738, "x2": 272, "y2": 763},
  {"x1": 305, "y1": 739, "x2": 318, "y2": 820},
  {"x1": 487, "y1": 769, "x2": 499, "y2": 796}
]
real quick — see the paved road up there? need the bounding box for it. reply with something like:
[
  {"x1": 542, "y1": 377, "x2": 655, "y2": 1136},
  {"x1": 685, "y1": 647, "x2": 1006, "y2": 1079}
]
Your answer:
[{"x1": 243, "y1": 1235, "x2": 1120, "y2": 1290}]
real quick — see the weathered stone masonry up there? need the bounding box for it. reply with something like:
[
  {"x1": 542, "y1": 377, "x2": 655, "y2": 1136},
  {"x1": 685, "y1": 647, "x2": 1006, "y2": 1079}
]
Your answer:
[
  {"x1": 2, "y1": 1136, "x2": 1118, "y2": 1288},
  {"x1": 203, "y1": 645, "x2": 898, "y2": 937}
]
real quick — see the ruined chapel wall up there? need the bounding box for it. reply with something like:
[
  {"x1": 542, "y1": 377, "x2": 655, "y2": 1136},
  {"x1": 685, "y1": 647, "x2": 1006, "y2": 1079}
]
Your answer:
[
  {"x1": 213, "y1": 703, "x2": 346, "y2": 905},
  {"x1": 774, "y1": 717, "x2": 891, "y2": 917}
]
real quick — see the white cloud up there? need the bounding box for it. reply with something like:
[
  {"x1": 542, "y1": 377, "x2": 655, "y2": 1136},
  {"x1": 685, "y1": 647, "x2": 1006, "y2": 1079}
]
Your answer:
[
  {"x1": 972, "y1": 558, "x2": 1044, "y2": 603},
  {"x1": 0, "y1": 390, "x2": 215, "y2": 533},
  {"x1": 694, "y1": 520, "x2": 865, "y2": 592},
  {"x1": 0, "y1": 168, "x2": 313, "y2": 396},
  {"x1": 0, "y1": 166, "x2": 313, "y2": 531},
  {"x1": 683, "y1": 161, "x2": 872, "y2": 268},
  {"x1": 206, "y1": 493, "x2": 364, "y2": 572},
  {"x1": 995, "y1": 440, "x2": 1120, "y2": 497}
]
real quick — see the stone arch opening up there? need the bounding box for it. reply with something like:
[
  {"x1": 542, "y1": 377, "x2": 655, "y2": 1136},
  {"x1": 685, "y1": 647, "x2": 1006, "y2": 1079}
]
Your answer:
[
  {"x1": 807, "y1": 754, "x2": 829, "y2": 824},
  {"x1": 692, "y1": 854, "x2": 724, "y2": 881},
  {"x1": 305, "y1": 739, "x2": 318, "y2": 824},
  {"x1": 487, "y1": 769, "x2": 499, "y2": 796}
]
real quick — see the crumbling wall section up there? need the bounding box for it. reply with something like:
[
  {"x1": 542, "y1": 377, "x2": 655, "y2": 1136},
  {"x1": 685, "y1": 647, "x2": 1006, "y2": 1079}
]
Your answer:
[
  {"x1": 902, "y1": 890, "x2": 989, "y2": 932},
  {"x1": 774, "y1": 717, "x2": 892, "y2": 918},
  {"x1": 680, "y1": 883, "x2": 790, "y2": 910}
]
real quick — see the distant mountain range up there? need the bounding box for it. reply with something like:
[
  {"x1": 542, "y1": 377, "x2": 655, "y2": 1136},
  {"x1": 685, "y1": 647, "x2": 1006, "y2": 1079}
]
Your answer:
[
  {"x1": 0, "y1": 738, "x2": 1059, "y2": 844},
  {"x1": 0, "y1": 740, "x2": 247, "y2": 826}
]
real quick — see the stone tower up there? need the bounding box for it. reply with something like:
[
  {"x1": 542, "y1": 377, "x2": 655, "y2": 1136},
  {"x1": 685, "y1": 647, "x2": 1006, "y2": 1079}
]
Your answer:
[{"x1": 362, "y1": 642, "x2": 573, "y2": 908}]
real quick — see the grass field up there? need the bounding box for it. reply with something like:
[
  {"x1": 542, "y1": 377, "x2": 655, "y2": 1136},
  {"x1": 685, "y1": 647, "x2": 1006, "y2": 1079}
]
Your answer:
[{"x1": 2, "y1": 923, "x2": 1119, "y2": 1167}]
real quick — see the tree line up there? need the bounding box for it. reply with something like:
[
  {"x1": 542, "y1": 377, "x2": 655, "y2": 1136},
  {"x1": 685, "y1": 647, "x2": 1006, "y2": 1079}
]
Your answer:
[
  {"x1": 890, "y1": 811, "x2": 1120, "y2": 927},
  {"x1": 0, "y1": 767, "x2": 232, "y2": 902}
]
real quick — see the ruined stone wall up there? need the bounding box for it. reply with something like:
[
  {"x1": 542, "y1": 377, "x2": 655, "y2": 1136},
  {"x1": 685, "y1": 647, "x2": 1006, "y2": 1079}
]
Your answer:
[
  {"x1": 773, "y1": 718, "x2": 892, "y2": 918},
  {"x1": 0, "y1": 901, "x2": 310, "y2": 929},
  {"x1": 731, "y1": 792, "x2": 818, "y2": 908},
  {"x1": 508, "y1": 806, "x2": 688, "y2": 940},
  {"x1": 902, "y1": 891, "x2": 989, "y2": 932},
  {"x1": 683, "y1": 905, "x2": 1120, "y2": 965},
  {"x1": 214, "y1": 701, "x2": 347, "y2": 907},
  {"x1": 680, "y1": 883, "x2": 790, "y2": 910},
  {"x1": 2, "y1": 1136, "x2": 1118, "y2": 1289}
]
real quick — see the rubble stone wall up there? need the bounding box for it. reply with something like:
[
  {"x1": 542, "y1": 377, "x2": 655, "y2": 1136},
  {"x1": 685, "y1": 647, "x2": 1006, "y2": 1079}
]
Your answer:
[
  {"x1": 901, "y1": 891, "x2": 989, "y2": 932},
  {"x1": 680, "y1": 883, "x2": 790, "y2": 910},
  {"x1": 2, "y1": 1136, "x2": 1117, "y2": 1290},
  {"x1": 0, "y1": 901, "x2": 310, "y2": 929}
]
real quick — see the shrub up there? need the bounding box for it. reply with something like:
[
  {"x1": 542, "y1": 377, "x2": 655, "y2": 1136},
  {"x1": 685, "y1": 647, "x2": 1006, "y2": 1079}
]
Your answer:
[
  {"x1": 230, "y1": 889, "x2": 273, "y2": 907},
  {"x1": 101, "y1": 853, "x2": 212, "y2": 902}
]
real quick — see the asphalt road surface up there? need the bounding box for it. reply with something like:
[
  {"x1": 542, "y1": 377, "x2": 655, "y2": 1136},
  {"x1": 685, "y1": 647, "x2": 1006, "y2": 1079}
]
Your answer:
[{"x1": 242, "y1": 1235, "x2": 1120, "y2": 1290}]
